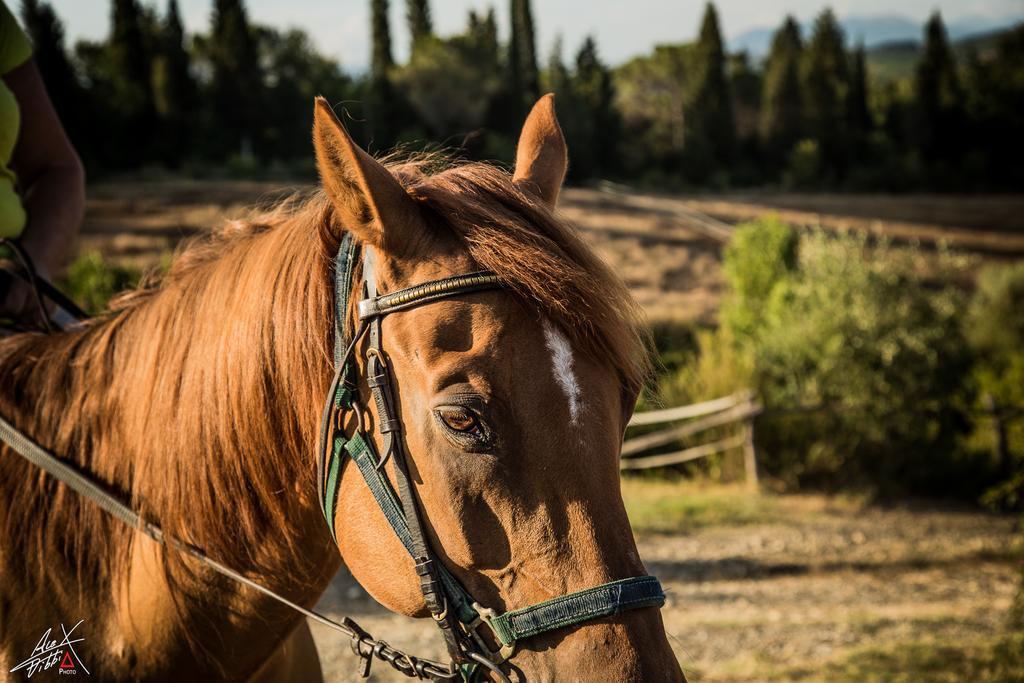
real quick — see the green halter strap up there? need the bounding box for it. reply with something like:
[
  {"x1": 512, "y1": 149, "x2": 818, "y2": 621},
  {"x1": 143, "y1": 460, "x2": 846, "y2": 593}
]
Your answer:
[{"x1": 317, "y1": 235, "x2": 667, "y2": 680}]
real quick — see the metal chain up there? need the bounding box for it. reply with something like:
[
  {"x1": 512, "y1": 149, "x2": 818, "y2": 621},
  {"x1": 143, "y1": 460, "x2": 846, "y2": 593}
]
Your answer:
[{"x1": 345, "y1": 617, "x2": 459, "y2": 679}]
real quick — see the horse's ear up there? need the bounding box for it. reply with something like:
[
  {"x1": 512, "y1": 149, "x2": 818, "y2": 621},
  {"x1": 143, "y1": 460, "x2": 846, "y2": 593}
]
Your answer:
[
  {"x1": 312, "y1": 97, "x2": 421, "y2": 251},
  {"x1": 513, "y1": 93, "x2": 568, "y2": 208}
]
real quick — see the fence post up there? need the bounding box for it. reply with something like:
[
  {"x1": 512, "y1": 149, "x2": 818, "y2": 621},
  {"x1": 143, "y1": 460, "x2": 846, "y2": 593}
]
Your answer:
[{"x1": 742, "y1": 404, "x2": 759, "y2": 491}]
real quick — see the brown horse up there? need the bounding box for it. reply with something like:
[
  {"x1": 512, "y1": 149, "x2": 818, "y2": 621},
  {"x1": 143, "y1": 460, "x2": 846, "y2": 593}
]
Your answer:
[{"x1": 0, "y1": 96, "x2": 683, "y2": 681}]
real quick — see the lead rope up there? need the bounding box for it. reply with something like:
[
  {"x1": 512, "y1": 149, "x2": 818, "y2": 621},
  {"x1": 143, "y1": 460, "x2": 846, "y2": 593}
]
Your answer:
[
  {"x1": 0, "y1": 412, "x2": 461, "y2": 680},
  {"x1": 0, "y1": 237, "x2": 88, "y2": 331}
]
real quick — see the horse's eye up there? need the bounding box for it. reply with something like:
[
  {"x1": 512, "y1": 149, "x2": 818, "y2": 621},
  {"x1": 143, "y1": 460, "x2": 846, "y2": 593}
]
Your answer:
[{"x1": 436, "y1": 407, "x2": 480, "y2": 433}]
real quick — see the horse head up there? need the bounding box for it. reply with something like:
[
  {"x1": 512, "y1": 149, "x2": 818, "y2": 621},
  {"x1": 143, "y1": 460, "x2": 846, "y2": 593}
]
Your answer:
[{"x1": 311, "y1": 95, "x2": 683, "y2": 681}]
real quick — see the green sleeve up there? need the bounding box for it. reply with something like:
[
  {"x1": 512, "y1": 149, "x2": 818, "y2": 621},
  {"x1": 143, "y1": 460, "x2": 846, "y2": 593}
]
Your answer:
[{"x1": 0, "y1": 1, "x2": 32, "y2": 75}]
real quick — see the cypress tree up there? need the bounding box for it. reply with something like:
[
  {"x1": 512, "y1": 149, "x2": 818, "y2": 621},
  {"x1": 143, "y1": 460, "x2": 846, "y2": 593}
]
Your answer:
[
  {"x1": 107, "y1": 0, "x2": 156, "y2": 164},
  {"x1": 914, "y1": 12, "x2": 963, "y2": 164},
  {"x1": 545, "y1": 36, "x2": 571, "y2": 96},
  {"x1": 729, "y1": 52, "x2": 762, "y2": 146},
  {"x1": 847, "y1": 43, "x2": 871, "y2": 138},
  {"x1": 406, "y1": 0, "x2": 432, "y2": 52},
  {"x1": 802, "y1": 8, "x2": 849, "y2": 178},
  {"x1": 687, "y1": 2, "x2": 734, "y2": 172},
  {"x1": 761, "y1": 16, "x2": 803, "y2": 160},
  {"x1": 987, "y1": 27, "x2": 1024, "y2": 189},
  {"x1": 879, "y1": 81, "x2": 910, "y2": 152},
  {"x1": 110, "y1": 0, "x2": 155, "y2": 116},
  {"x1": 467, "y1": 8, "x2": 499, "y2": 73},
  {"x1": 543, "y1": 36, "x2": 584, "y2": 172},
  {"x1": 19, "y1": 1, "x2": 80, "y2": 131},
  {"x1": 467, "y1": 7, "x2": 502, "y2": 130},
  {"x1": 371, "y1": 0, "x2": 394, "y2": 78},
  {"x1": 509, "y1": 0, "x2": 539, "y2": 113},
  {"x1": 209, "y1": 0, "x2": 263, "y2": 158},
  {"x1": 574, "y1": 36, "x2": 619, "y2": 178},
  {"x1": 369, "y1": 0, "x2": 400, "y2": 149},
  {"x1": 153, "y1": 0, "x2": 195, "y2": 165},
  {"x1": 507, "y1": 0, "x2": 522, "y2": 101},
  {"x1": 110, "y1": 0, "x2": 151, "y2": 94}
]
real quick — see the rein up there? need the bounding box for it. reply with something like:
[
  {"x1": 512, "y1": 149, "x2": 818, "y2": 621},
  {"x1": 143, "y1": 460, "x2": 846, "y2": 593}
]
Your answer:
[
  {"x1": 0, "y1": 235, "x2": 667, "y2": 681},
  {"x1": 0, "y1": 238, "x2": 86, "y2": 332}
]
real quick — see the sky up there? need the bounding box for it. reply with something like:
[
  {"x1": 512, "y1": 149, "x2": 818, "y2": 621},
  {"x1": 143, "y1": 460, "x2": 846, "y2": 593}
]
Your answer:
[{"x1": 42, "y1": 0, "x2": 1024, "y2": 72}]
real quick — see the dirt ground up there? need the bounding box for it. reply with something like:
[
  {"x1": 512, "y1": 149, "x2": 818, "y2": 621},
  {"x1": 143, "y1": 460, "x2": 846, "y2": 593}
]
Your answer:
[
  {"x1": 77, "y1": 181, "x2": 1024, "y2": 325},
  {"x1": 308, "y1": 489, "x2": 1020, "y2": 682}
]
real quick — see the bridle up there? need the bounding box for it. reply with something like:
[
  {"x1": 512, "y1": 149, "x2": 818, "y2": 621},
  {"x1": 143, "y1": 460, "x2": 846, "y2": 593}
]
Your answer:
[
  {"x1": 0, "y1": 234, "x2": 667, "y2": 682},
  {"x1": 314, "y1": 234, "x2": 666, "y2": 680}
]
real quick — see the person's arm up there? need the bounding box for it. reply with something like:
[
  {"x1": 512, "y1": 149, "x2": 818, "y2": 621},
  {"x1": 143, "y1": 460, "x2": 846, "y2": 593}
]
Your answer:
[{"x1": 5, "y1": 58, "x2": 84, "y2": 278}]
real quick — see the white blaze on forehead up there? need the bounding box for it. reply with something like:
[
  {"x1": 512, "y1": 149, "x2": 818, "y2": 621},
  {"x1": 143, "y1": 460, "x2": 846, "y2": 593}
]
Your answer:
[{"x1": 542, "y1": 319, "x2": 582, "y2": 423}]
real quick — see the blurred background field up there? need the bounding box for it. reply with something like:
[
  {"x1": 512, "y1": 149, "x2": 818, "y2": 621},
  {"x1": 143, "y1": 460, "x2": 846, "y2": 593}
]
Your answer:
[
  {"x1": 62, "y1": 178, "x2": 1024, "y2": 681},
  {"x1": 16, "y1": 0, "x2": 1024, "y2": 679},
  {"x1": 70, "y1": 179, "x2": 1024, "y2": 321}
]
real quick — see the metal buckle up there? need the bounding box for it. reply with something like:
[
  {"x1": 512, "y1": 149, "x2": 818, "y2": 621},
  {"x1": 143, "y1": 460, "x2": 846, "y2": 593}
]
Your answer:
[
  {"x1": 430, "y1": 596, "x2": 449, "y2": 624},
  {"x1": 464, "y1": 602, "x2": 515, "y2": 664}
]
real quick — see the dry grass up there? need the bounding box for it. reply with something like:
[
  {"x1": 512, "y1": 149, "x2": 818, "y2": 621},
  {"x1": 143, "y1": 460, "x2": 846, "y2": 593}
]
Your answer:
[
  {"x1": 620, "y1": 478, "x2": 868, "y2": 533},
  {"x1": 77, "y1": 180, "x2": 1024, "y2": 326}
]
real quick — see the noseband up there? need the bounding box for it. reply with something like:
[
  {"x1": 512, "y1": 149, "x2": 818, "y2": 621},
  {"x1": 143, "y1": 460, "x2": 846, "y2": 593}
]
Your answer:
[
  {"x1": 315, "y1": 235, "x2": 666, "y2": 680},
  {"x1": 0, "y1": 235, "x2": 667, "y2": 682}
]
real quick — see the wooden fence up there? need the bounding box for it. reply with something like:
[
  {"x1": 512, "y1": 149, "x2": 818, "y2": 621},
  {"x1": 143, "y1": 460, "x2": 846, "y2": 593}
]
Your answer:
[
  {"x1": 622, "y1": 391, "x2": 762, "y2": 489},
  {"x1": 621, "y1": 390, "x2": 1022, "y2": 489}
]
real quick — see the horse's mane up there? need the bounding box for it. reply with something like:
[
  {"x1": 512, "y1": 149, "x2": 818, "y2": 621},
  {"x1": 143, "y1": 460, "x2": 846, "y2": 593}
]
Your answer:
[
  {"x1": 0, "y1": 155, "x2": 650, "y2": 621},
  {"x1": 0, "y1": 193, "x2": 339, "y2": 614}
]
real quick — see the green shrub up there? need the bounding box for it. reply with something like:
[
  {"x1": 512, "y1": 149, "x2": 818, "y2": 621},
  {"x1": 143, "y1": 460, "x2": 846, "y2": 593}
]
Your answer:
[
  {"x1": 783, "y1": 138, "x2": 823, "y2": 189},
  {"x1": 721, "y1": 216, "x2": 797, "y2": 342},
  {"x1": 966, "y1": 262, "x2": 1024, "y2": 407},
  {"x1": 751, "y1": 231, "x2": 973, "y2": 493},
  {"x1": 395, "y1": 36, "x2": 501, "y2": 139},
  {"x1": 658, "y1": 326, "x2": 752, "y2": 407},
  {"x1": 61, "y1": 252, "x2": 141, "y2": 315},
  {"x1": 661, "y1": 219, "x2": 985, "y2": 495},
  {"x1": 967, "y1": 262, "x2": 1024, "y2": 510}
]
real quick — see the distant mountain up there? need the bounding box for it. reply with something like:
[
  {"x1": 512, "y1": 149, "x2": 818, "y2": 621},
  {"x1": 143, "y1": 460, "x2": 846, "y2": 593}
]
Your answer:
[
  {"x1": 947, "y1": 14, "x2": 1024, "y2": 40},
  {"x1": 865, "y1": 23, "x2": 1021, "y2": 83},
  {"x1": 841, "y1": 15, "x2": 922, "y2": 47},
  {"x1": 729, "y1": 13, "x2": 1024, "y2": 59},
  {"x1": 730, "y1": 27, "x2": 776, "y2": 58}
]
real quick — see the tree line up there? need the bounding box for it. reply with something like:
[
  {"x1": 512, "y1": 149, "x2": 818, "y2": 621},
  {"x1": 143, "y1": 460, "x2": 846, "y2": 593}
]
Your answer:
[
  {"x1": 20, "y1": 0, "x2": 1024, "y2": 190},
  {"x1": 616, "y1": 5, "x2": 1023, "y2": 191},
  {"x1": 23, "y1": 0, "x2": 352, "y2": 173}
]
